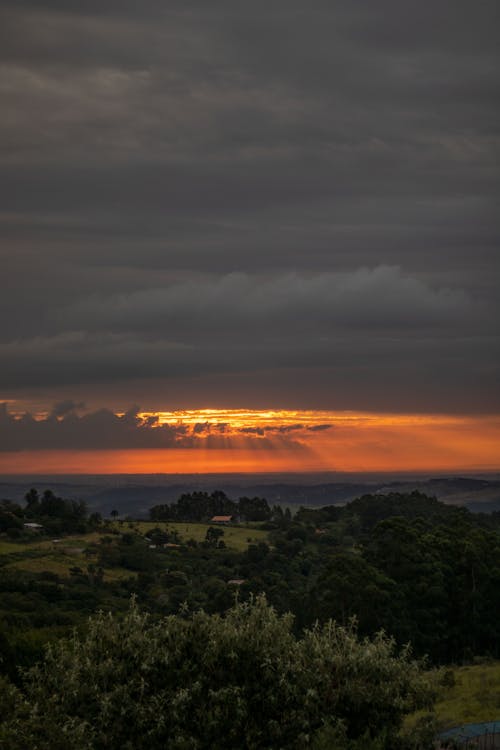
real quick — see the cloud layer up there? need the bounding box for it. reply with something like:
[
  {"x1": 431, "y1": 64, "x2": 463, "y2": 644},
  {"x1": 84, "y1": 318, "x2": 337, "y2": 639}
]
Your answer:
[
  {"x1": 0, "y1": 403, "x2": 318, "y2": 451},
  {"x1": 0, "y1": 2, "x2": 498, "y2": 412},
  {"x1": 2, "y1": 405, "x2": 499, "y2": 475}
]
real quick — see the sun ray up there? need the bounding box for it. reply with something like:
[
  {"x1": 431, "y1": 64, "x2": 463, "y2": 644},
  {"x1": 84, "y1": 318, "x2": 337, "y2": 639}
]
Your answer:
[{"x1": 0, "y1": 406, "x2": 499, "y2": 474}]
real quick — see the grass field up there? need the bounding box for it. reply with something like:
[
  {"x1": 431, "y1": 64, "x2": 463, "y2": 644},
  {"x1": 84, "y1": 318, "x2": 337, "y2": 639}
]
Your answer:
[
  {"x1": 2, "y1": 547, "x2": 136, "y2": 581},
  {"x1": 4, "y1": 556, "x2": 85, "y2": 577},
  {"x1": 0, "y1": 539, "x2": 57, "y2": 554},
  {"x1": 406, "y1": 662, "x2": 500, "y2": 733},
  {"x1": 0, "y1": 531, "x2": 119, "y2": 579},
  {"x1": 119, "y1": 520, "x2": 270, "y2": 551},
  {"x1": 0, "y1": 541, "x2": 33, "y2": 554},
  {"x1": 0, "y1": 521, "x2": 270, "y2": 579},
  {"x1": 0, "y1": 533, "x2": 104, "y2": 556},
  {"x1": 434, "y1": 662, "x2": 500, "y2": 727}
]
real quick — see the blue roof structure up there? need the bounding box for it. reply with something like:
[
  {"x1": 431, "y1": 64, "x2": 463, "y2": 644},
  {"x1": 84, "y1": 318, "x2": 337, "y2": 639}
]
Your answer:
[{"x1": 438, "y1": 721, "x2": 500, "y2": 743}]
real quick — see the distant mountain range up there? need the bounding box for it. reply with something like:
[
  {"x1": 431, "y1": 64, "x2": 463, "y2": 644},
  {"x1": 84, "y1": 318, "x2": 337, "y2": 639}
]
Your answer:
[{"x1": 1, "y1": 472, "x2": 500, "y2": 518}]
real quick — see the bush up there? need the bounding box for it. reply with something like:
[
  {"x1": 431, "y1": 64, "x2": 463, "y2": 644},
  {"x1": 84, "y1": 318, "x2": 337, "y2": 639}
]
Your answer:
[{"x1": 0, "y1": 597, "x2": 434, "y2": 749}]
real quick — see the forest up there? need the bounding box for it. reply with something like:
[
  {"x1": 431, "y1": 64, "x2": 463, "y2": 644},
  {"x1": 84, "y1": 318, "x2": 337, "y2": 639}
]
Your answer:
[{"x1": 1, "y1": 488, "x2": 499, "y2": 748}]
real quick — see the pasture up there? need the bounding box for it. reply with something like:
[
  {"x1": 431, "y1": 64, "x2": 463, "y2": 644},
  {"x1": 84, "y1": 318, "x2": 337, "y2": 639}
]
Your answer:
[
  {"x1": 435, "y1": 662, "x2": 500, "y2": 726},
  {"x1": 0, "y1": 520, "x2": 270, "y2": 579},
  {"x1": 117, "y1": 520, "x2": 270, "y2": 551}
]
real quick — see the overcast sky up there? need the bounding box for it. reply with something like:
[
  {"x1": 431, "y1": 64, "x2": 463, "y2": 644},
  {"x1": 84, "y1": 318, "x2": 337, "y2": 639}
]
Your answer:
[{"x1": 1, "y1": 1, "x2": 499, "y2": 416}]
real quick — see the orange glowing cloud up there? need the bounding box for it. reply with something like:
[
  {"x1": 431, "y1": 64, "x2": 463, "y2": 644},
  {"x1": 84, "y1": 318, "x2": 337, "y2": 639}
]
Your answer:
[{"x1": 0, "y1": 406, "x2": 499, "y2": 474}]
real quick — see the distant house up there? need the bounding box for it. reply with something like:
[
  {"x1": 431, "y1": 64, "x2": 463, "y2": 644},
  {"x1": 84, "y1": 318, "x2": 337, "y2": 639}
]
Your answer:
[
  {"x1": 227, "y1": 579, "x2": 246, "y2": 586},
  {"x1": 23, "y1": 522, "x2": 44, "y2": 531},
  {"x1": 211, "y1": 515, "x2": 233, "y2": 524}
]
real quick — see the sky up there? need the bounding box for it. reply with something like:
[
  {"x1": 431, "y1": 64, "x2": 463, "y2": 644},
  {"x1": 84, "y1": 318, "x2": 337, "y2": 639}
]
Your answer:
[{"x1": 1, "y1": 2, "x2": 499, "y2": 473}]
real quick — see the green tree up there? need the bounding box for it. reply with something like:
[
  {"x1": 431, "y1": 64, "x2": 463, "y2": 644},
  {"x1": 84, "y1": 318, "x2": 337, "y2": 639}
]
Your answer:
[
  {"x1": 0, "y1": 597, "x2": 433, "y2": 749},
  {"x1": 205, "y1": 525, "x2": 224, "y2": 547},
  {"x1": 238, "y1": 496, "x2": 271, "y2": 521},
  {"x1": 24, "y1": 488, "x2": 39, "y2": 515},
  {"x1": 308, "y1": 551, "x2": 396, "y2": 633}
]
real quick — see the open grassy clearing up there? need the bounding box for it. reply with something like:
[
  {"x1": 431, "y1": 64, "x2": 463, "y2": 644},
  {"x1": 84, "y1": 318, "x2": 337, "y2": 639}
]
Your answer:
[
  {"x1": 0, "y1": 541, "x2": 34, "y2": 554},
  {"x1": 3, "y1": 550, "x2": 136, "y2": 581},
  {"x1": 0, "y1": 538, "x2": 60, "y2": 554},
  {"x1": 0, "y1": 532, "x2": 106, "y2": 555},
  {"x1": 0, "y1": 521, "x2": 269, "y2": 578},
  {"x1": 0, "y1": 533, "x2": 132, "y2": 580},
  {"x1": 2, "y1": 523, "x2": 269, "y2": 556},
  {"x1": 434, "y1": 662, "x2": 500, "y2": 727},
  {"x1": 406, "y1": 662, "x2": 500, "y2": 732},
  {"x1": 125, "y1": 520, "x2": 270, "y2": 551},
  {"x1": 4, "y1": 556, "x2": 84, "y2": 577}
]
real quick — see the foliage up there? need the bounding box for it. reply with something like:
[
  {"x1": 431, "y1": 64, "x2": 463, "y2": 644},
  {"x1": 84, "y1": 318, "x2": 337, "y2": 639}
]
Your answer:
[
  {"x1": 296, "y1": 493, "x2": 500, "y2": 662},
  {"x1": 0, "y1": 596, "x2": 432, "y2": 750},
  {"x1": 204, "y1": 525, "x2": 225, "y2": 547},
  {"x1": 131, "y1": 520, "x2": 269, "y2": 550},
  {"x1": 1, "y1": 488, "x2": 104, "y2": 538},
  {"x1": 1, "y1": 488, "x2": 500, "y2": 695},
  {"x1": 303, "y1": 620, "x2": 434, "y2": 743},
  {"x1": 150, "y1": 490, "x2": 272, "y2": 522},
  {"x1": 24, "y1": 489, "x2": 89, "y2": 534},
  {"x1": 0, "y1": 501, "x2": 24, "y2": 534},
  {"x1": 295, "y1": 491, "x2": 469, "y2": 532}
]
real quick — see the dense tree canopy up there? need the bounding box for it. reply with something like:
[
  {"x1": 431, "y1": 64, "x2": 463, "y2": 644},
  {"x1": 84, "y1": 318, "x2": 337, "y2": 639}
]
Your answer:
[
  {"x1": 150, "y1": 491, "x2": 272, "y2": 523},
  {"x1": 0, "y1": 597, "x2": 433, "y2": 750}
]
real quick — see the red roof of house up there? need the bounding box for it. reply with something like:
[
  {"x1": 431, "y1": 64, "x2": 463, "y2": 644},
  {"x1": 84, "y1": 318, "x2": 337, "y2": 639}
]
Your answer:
[{"x1": 211, "y1": 515, "x2": 233, "y2": 522}]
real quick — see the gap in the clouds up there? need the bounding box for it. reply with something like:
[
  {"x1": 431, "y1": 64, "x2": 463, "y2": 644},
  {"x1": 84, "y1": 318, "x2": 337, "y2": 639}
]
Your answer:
[{"x1": 0, "y1": 407, "x2": 499, "y2": 474}]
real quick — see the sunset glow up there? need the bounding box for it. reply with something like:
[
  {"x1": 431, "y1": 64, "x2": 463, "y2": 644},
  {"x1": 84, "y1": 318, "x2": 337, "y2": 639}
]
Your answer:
[{"x1": 1, "y1": 408, "x2": 499, "y2": 474}]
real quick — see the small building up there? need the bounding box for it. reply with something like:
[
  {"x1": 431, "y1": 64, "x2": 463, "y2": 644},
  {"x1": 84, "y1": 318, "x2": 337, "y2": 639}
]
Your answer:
[
  {"x1": 211, "y1": 515, "x2": 233, "y2": 524},
  {"x1": 23, "y1": 522, "x2": 44, "y2": 531},
  {"x1": 227, "y1": 579, "x2": 246, "y2": 586}
]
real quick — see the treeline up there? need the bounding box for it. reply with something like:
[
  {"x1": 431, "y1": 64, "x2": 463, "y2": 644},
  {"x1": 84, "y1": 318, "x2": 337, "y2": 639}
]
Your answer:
[
  {"x1": 295, "y1": 490, "x2": 500, "y2": 531},
  {"x1": 0, "y1": 489, "x2": 101, "y2": 536},
  {"x1": 276, "y1": 492, "x2": 500, "y2": 662},
  {"x1": 150, "y1": 489, "x2": 280, "y2": 522}
]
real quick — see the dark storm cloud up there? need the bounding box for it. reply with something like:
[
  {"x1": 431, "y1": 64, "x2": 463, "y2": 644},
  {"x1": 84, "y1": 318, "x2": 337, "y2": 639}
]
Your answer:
[
  {"x1": 0, "y1": 1, "x2": 499, "y2": 412},
  {"x1": 0, "y1": 402, "x2": 310, "y2": 451},
  {"x1": 0, "y1": 402, "x2": 182, "y2": 450},
  {"x1": 50, "y1": 400, "x2": 85, "y2": 418},
  {"x1": 55, "y1": 267, "x2": 478, "y2": 335}
]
